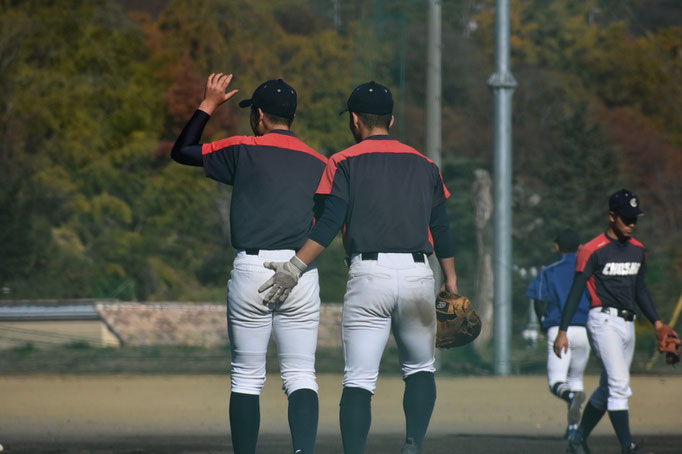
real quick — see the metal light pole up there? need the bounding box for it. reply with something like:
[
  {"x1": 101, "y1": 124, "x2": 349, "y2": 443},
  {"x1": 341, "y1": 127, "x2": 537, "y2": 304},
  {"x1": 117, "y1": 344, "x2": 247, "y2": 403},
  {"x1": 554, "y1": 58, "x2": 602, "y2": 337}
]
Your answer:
[
  {"x1": 487, "y1": 0, "x2": 516, "y2": 375},
  {"x1": 426, "y1": 0, "x2": 441, "y2": 168},
  {"x1": 426, "y1": 0, "x2": 443, "y2": 293}
]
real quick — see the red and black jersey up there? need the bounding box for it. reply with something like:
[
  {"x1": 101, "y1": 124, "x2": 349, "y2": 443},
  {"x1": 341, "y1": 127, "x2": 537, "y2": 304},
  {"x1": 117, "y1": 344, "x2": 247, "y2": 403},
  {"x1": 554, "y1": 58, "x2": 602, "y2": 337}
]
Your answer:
[
  {"x1": 202, "y1": 130, "x2": 327, "y2": 250},
  {"x1": 576, "y1": 233, "x2": 646, "y2": 312},
  {"x1": 315, "y1": 135, "x2": 450, "y2": 255}
]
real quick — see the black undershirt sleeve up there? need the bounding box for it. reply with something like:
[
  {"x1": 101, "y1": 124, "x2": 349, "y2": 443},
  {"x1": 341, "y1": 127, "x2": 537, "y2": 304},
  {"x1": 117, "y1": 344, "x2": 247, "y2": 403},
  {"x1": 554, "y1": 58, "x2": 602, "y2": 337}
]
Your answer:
[
  {"x1": 558, "y1": 272, "x2": 589, "y2": 331},
  {"x1": 635, "y1": 268, "x2": 660, "y2": 324},
  {"x1": 170, "y1": 109, "x2": 210, "y2": 167},
  {"x1": 309, "y1": 195, "x2": 347, "y2": 248},
  {"x1": 429, "y1": 202, "x2": 454, "y2": 258},
  {"x1": 313, "y1": 194, "x2": 325, "y2": 222},
  {"x1": 533, "y1": 299, "x2": 547, "y2": 327}
]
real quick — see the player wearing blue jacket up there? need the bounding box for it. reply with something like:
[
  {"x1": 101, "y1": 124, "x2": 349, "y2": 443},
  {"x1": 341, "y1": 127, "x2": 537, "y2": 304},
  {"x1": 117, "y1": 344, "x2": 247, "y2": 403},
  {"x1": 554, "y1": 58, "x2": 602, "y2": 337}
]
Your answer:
[{"x1": 527, "y1": 229, "x2": 591, "y2": 438}]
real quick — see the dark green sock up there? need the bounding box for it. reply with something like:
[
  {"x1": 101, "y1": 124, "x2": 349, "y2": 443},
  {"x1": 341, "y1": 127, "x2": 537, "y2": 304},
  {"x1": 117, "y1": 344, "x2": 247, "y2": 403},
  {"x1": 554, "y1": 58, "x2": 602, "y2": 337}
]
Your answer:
[
  {"x1": 339, "y1": 387, "x2": 372, "y2": 454},
  {"x1": 608, "y1": 410, "x2": 633, "y2": 450},
  {"x1": 403, "y1": 372, "x2": 436, "y2": 448},
  {"x1": 579, "y1": 401, "x2": 606, "y2": 438},
  {"x1": 288, "y1": 388, "x2": 319, "y2": 454},
  {"x1": 229, "y1": 392, "x2": 260, "y2": 454}
]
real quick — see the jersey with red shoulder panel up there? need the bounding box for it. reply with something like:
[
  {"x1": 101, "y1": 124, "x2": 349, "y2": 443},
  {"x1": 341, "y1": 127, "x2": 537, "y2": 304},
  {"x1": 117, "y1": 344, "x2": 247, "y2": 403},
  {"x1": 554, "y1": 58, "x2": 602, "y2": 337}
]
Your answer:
[
  {"x1": 315, "y1": 135, "x2": 449, "y2": 255},
  {"x1": 575, "y1": 233, "x2": 646, "y2": 313},
  {"x1": 202, "y1": 130, "x2": 327, "y2": 250}
]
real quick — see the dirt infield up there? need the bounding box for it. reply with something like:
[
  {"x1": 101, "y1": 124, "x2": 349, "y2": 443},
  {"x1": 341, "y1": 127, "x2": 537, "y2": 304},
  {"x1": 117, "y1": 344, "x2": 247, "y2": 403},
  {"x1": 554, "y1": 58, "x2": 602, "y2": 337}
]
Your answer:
[{"x1": 1, "y1": 374, "x2": 680, "y2": 453}]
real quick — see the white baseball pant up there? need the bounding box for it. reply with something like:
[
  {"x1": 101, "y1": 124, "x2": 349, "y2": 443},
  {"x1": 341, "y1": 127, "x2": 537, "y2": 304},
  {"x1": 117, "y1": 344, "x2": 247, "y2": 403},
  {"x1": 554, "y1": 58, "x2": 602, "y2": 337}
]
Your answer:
[
  {"x1": 341, "y1": 253, "x2": 436, "y2": 393},
  {"x1": 586, "y1": 307, "x2": 635, "y2": 411},
  {"x1": 547, "y1": 325, "x2": 590, "y2": 391},
  {"x1": 227, "y1": 249, "x2": 320, "y2": 396}
]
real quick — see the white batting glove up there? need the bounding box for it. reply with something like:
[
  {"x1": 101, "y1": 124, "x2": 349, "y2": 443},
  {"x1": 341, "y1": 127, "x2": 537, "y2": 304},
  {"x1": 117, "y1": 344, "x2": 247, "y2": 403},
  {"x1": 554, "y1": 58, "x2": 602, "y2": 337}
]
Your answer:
[{"x1": 258, "y1": 256, "x2": 307, "y2": 305}]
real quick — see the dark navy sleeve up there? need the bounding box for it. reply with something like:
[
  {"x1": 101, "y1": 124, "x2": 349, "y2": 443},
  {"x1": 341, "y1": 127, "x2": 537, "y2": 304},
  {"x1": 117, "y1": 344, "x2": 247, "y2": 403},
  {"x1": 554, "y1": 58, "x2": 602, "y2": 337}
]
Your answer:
[
  {"x1": 309, "y1": 195, "x2": 347, "y2": 247},
  {"x1": 429, "y1": 202, "x2": 454, "y2": 258},
  {"x1": 558, "y1": 272, "x2": 589, "y2": 331},
  {"x1": 171, "y1": 110, "x2": 210, "y2": 167},
  {"x1": 635, "y1": 263, "x2": 660, "y2": 324},
  {"x1": 431, "y1": 166, "x2": 449, "y2": 207},
  {"x1": 534, "y1": 299, "x2": 547, "y2": 329},
  {"x1": 313, "y1": 194, "x2": 326, "y2": 221}
]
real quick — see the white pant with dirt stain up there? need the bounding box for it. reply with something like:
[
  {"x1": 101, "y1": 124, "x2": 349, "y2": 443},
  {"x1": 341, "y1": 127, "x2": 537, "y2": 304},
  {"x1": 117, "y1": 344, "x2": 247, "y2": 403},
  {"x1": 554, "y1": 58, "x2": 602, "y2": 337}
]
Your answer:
[
  {"x1": 227, "y1": 249, "x2": 320, "y2": 397},
  {"x1": 341, "y1": 252, "x2": 436, "y2": 394},
  {"x1": 586, "y1": 306, "x2": 635, "y2": 411}
]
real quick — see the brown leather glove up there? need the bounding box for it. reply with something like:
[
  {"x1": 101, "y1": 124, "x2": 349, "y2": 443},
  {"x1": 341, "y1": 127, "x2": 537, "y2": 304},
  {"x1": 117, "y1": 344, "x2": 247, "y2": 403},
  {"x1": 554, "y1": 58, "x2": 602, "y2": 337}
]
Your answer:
[
  {"x1": 435, "y1": 291, "x2": 482, "y2": 348},
  {"x1": 656, "y1": 324, "x2": 682, "y2": 366}
]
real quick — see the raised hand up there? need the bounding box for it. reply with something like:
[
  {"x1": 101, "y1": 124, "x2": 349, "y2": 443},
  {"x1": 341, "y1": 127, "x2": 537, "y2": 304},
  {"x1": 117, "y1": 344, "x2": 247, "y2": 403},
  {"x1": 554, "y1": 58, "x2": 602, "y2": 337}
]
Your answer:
[{"x1": 198, "y1": 73, "x2": 239, "y2": 115}]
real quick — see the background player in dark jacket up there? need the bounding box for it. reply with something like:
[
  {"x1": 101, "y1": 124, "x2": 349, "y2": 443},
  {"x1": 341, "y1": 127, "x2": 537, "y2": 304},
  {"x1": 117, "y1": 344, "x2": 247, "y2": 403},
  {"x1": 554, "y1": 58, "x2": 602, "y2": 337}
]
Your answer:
[
  {"x1": 554, "y1": 189, "x2": 675, "y2": 454},
  {"x1": 171, "y1": 73, "x2": 327, "y2": 454},
  {"x1": 527, "y1": 229, "x2": 591, "y2": 438},
  {"x1": 258, "y1": 81, "x2": 458, "y2": 454}
]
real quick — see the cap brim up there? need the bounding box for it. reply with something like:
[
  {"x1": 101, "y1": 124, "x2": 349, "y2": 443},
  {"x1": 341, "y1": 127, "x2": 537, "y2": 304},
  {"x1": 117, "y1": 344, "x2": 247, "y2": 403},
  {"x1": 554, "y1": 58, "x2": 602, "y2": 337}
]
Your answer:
[
  {"x1": 238, "y1": 99, "x2": 253, "y2": 108},
  {"x1": 338, "y1": 107, "x2": 349, "y2": 116},
  {"x1": 615, "y1": 207, "x2": 644, "y2": 218}
]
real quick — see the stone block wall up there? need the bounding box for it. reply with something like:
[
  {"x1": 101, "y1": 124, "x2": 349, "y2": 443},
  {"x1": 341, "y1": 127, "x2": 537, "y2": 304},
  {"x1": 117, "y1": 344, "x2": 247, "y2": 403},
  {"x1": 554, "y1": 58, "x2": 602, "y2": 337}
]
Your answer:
[{"x1": 97, "y1": 302, "x2": 344, "y2": 349}]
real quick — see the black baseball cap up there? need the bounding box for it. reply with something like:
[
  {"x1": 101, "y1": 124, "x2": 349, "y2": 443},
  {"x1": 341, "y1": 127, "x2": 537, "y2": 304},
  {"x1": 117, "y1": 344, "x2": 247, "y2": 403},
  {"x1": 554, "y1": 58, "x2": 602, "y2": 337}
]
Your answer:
[
  {"x1": 609, "y1": 188, "x2": 644, "y2": 218},
  {"x1": 554, "y1": 229, "x2": 581, "y2": 253},
  {"x1": 340, "y1": 81, "x2": 393, "y2": 115},
  {"x1": 238, "y1": 79, "x2": 297, "y2": 118}
]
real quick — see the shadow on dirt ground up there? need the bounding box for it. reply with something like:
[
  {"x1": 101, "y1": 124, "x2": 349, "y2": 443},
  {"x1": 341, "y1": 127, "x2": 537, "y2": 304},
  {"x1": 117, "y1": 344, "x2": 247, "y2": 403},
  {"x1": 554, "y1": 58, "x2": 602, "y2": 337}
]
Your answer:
[{"x1": 2, "y1": 434, "x2": 680, "y2": 454}]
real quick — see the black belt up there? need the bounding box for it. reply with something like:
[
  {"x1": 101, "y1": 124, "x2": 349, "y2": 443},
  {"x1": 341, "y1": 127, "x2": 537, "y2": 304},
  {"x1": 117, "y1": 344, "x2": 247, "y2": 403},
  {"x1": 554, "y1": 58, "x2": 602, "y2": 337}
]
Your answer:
[
  {"x1": 601, "y1": 307, "x2": 635, "y2": 322},
  {"x1": 343, "y1": 252, "x2": 428, "y2": 266},
  {"x1": 244, "y1": 248, "x2": 300, "y2": 255}
]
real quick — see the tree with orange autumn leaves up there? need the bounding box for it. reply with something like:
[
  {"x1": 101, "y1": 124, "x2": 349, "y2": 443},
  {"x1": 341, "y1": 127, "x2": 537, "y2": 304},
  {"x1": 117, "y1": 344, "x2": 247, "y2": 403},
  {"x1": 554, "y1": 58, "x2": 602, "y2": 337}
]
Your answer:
[{"x1": 0, "y1": 0, "x2": 680, "y2": 326}]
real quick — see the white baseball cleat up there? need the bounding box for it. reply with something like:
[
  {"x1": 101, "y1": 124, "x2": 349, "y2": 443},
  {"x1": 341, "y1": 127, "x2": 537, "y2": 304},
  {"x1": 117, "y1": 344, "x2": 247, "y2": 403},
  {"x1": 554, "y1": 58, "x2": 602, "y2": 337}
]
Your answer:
[
  {"x1": 622, "y1": 441, "x2": 653, "y2": 454},
  {"x1": 566, "y1": 431, "x2": 591, "y2": 454},
  {"x1": 401, "y1": 438, "x2": 422, "y2": 454},
  {"x1": 568, "y1": 391, "x2": 586, "y2": 426}
]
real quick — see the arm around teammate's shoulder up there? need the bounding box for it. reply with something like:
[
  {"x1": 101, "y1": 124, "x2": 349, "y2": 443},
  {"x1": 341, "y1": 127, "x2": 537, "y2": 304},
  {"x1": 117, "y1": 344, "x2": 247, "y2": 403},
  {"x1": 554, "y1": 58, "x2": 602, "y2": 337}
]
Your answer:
[{"x1": 308, "y1": 195, "x2": 347, "y2": 249}]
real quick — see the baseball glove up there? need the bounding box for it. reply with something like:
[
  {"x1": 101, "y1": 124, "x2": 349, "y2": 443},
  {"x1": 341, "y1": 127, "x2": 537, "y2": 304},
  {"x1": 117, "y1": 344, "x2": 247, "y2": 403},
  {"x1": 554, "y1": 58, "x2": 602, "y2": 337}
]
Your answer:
[
  {"x1": 656, "y1": 324, "x2": 682, "y2": 366},
  {"x1": 435, "y1": 291, "x2": 482, "y2": 348}
]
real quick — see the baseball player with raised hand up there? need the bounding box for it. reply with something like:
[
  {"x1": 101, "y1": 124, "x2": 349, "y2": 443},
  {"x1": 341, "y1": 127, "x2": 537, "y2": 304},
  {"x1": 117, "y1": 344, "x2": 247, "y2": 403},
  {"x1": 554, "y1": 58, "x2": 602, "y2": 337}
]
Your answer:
[
  {"x1": 171, "y1": 73, "x2": 327, "y2": 454},
  {"x1": 554, "y1": 189, "x2": 681, "y2": 454},
  {"x1": 526, "y1": 229, "x2": 591, "y2": 439},
  {"x1": 258, "y1": 81, "x2": 458, "y2": 454}
]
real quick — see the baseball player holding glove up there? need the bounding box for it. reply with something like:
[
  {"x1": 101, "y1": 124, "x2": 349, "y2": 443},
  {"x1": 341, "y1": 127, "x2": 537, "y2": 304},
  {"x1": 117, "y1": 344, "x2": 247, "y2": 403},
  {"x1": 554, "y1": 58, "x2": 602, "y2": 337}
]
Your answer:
[
  {"x1": 527, "y1": 229, "x2": 591, "y2": 439},
  {"x1": 434, "y1": 291, "x2": 481, "y2": 349},
  {"x1": 258, "y1": 81, "x2": 458, "y2": 454},
  {"x1": 554, "y1": 189, "x2": 680, "y2": 454},
  {"x1": 171, "y1": 73, "x2": 327, "y2": 454}
]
